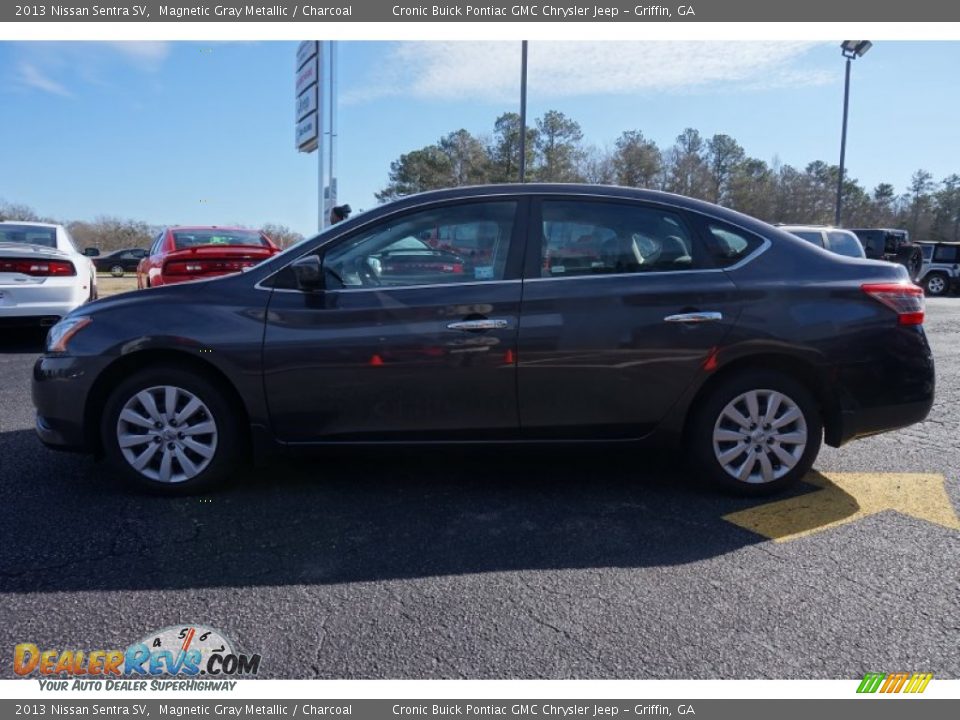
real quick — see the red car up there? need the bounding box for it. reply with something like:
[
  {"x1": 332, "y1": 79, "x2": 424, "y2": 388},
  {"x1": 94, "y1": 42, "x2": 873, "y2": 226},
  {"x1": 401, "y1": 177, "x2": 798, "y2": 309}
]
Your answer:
[{"x1": 137, "y1": 226, "x2": 280, "y2": 288}]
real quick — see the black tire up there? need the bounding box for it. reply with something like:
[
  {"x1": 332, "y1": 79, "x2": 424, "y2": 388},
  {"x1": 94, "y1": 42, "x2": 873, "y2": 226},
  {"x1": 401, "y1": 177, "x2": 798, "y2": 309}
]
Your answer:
[
  {"x1": 111, "y1": 265, "x2": 124, "y2": 278},
  {"x1": 688, "y1": 370, "x2": 822, "y2": 496},
  {"x1": 100, "y1": 365, "x2": 240, "y2": 495},
  {"x1": 924, "y1": 272, "x2": 949, "y2": 297}
]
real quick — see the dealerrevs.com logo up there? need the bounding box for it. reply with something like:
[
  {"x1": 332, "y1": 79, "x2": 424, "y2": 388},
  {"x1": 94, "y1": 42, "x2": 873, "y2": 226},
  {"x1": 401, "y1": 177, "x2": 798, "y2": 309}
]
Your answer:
[
  {"x1": 14, "y1": 625, "x2": 261, "y2": 691},
  {"x1": 857, "y1": 672, "x2": 933, "y2": 694}
]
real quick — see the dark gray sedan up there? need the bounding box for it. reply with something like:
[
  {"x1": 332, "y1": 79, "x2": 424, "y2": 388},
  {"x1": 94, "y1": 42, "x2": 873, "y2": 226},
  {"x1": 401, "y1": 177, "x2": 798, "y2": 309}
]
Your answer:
[{"x1": 33, "y1": 185, "x2": 934, "y2": 495}]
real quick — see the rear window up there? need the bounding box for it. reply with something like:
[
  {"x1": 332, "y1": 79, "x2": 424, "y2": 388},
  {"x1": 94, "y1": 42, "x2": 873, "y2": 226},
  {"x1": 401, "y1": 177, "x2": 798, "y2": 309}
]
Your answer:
[
  {"x1": 826, "y1": 231, "x2": 865, "y2": 258},
  {"x1": 172, "y1": 229, "x2": 267, "y2": 250},
  {"x1": 0, "y1": 224, "x2": 57, "y2": 248},
  {"x1": 789, "y1": 230, "x2": 825, "y2": 247}
]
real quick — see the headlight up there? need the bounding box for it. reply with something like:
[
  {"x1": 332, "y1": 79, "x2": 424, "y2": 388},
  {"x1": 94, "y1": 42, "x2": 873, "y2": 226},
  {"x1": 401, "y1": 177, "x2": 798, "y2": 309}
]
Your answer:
[{"x1": 46, "y1": 317, "x2": 93, "y2": 353}]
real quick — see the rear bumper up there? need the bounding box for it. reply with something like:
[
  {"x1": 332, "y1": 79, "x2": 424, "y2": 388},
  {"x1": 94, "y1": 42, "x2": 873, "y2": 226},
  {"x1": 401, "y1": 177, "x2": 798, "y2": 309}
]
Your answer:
[{"x1": 829, "y1": 327, "x2": 935, "y2": 446}]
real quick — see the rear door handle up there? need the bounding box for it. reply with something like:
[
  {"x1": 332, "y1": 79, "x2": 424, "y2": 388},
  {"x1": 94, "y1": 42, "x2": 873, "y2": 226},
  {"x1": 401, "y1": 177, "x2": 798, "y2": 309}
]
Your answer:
[
  {"x1": 446, "y1": 319, "x2": 510, "y2": 331},
  {"x1": 663, "y1": 311, "x2": 723, "y2": 324}
]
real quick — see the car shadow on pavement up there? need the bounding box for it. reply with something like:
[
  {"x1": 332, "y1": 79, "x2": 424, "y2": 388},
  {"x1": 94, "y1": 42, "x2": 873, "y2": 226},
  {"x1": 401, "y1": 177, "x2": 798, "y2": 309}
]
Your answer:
[{"x1": 0, "y1": 430, "x2": 840, "y2": 594}]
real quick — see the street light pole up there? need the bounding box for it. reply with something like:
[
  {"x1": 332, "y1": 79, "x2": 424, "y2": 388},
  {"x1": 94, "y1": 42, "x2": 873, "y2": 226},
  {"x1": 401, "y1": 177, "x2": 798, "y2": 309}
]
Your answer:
[
  {"x1": 518, "y1": 40, "x2": 528, "y2": 183},
  {"x1": 835, "y1": 40, "x2": 872, "y2": 227}
]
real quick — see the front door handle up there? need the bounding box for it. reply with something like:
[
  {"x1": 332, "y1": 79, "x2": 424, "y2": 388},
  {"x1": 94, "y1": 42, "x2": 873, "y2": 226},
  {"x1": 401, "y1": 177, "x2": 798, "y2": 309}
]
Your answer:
[
  {"x1": 446, "y1": 319, "x2": 509, "y2": 331},
  {"x1": 663, "y1": 311, "x2": 723, "y2": 324}
]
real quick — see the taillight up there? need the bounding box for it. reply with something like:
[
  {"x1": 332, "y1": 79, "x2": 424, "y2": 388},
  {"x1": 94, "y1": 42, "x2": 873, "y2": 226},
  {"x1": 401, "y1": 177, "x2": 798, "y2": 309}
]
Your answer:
[
  {"x1": 861, "y1": 282, "x2": 925, "y2": 325},
  {"x1": 0, "y1": 259, "x2": 76, "y2": 276},
  {"x1": 164, "y1": 259, "x2": 258, "y2": 275}
]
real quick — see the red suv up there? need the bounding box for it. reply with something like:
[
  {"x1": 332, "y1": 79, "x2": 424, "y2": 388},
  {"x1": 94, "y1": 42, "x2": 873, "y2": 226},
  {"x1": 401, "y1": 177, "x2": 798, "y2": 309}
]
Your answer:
[{"x1": 137, "y1": 226, "x2": 280, "y2": 288}]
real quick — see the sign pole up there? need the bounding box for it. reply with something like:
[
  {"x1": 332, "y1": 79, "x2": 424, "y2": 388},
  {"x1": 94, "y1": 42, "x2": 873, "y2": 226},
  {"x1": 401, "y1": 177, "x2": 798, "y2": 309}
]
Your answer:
[
  {"x1": 328, "y1": 41, "x2": 338, "y2": 222},
  {"x1": 317, "y1": 42, "x2": 326, "y2": 232}
]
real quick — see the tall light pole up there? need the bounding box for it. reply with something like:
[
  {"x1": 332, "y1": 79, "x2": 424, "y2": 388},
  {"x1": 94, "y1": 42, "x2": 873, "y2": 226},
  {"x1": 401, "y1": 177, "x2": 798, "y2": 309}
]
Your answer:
[
  {"x1": 518, "y1": 40, "x2": 528, "y2": 183},
  {"x1": 835, "y1": 40, "x2": 872, "y2": 227}
]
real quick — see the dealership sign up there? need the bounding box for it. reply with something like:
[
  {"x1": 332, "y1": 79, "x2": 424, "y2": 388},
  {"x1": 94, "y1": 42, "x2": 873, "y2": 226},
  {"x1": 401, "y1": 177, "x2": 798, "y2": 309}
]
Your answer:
[
  {"x1": 296, "y1": 84, "x2": 317, "y2": 121},
  {"x1": 296, "y1": 112, "x2": 318, "y2": 152},
  {"x1": 296, "y1": 40, "x2": 319, "y2": 152}
]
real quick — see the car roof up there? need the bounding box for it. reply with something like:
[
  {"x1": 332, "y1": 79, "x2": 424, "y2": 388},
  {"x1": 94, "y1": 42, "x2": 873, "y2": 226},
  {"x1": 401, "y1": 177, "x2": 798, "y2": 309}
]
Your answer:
[
  {"x1": 0, "y1": 220, "x2": 61, "y2": 228},
  {"x1": 356, "y1": 183, "x2": 782, "y2": 237},
  {"x1": 166, "y1": 225, "x2": 259, "y2": 232},
  {"x1": 778, "y1": 225, "x2": 853, "y2": 232}
]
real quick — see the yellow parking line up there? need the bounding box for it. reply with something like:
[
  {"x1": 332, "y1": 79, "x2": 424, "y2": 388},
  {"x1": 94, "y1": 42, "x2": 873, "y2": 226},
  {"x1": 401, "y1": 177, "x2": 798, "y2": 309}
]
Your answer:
[{"x1": 723, "y1": 472, "x2": 960, "y2": 542}]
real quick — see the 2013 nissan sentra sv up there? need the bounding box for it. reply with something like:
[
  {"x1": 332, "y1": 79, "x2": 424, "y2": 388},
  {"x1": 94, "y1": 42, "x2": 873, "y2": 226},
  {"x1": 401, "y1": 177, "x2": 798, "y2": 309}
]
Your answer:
[{"x1": 32, "y1": 185, "x2": 935, "y2": 495}]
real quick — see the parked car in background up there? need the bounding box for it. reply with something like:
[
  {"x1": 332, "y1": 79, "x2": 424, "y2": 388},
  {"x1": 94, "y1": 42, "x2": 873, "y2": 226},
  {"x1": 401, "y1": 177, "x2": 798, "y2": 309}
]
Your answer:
[
  {"x1": 89, "y1": 248, "x2": 149, "y2": 277},
  {"x1": 848, "y1": 227, "x2": 923, "y2": 280},
  {"x1": 916, "y1": 241, "x2": 960, "y2": 296},
  {"x1": 33, "y1": 185, "x2": 934, "y2": 497},
  {"x1": 137, "y1": 226, "x2": 280, "y2": 288},
  {"x1": 777, "y1": 225, "x2": 866, "y2": 258},
  {"x1": 0, "y1": 221, "x2": 97, "y2": 327}
]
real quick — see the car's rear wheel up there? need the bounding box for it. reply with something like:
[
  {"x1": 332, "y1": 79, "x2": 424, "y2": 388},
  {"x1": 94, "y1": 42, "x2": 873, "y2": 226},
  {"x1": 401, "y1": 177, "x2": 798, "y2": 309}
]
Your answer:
[
  {"x1": 101, "y1": 366, "x2": 240, "y2": 494},
  {"x1": 111, "y1": 265, "x2": 124, "y2": 277},
  {"x1": 689, "y1": 370, "x2": 822, "y2": 495},
  {"x1": 924, "y1": 272, "x2": 949, "y2": 297}
]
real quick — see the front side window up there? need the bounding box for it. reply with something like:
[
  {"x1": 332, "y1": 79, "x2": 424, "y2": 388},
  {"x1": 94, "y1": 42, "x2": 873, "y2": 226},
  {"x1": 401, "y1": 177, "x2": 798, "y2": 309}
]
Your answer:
[
  {"x1": 322, "y1": 201, "x2": 517, "y2": 289},
  {"x1": 539, "y1": 200, "x2": 698, "y2": 278}
]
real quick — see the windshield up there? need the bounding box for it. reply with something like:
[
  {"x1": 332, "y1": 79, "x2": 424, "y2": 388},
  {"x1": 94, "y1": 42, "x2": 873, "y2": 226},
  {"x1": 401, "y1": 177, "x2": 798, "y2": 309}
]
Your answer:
[
  {"x1": 172, "y1": 229, "x2": 268, "y2": 250},
  {"x1": 0, "y1": 224, "x2": 57, "y2": 249}
]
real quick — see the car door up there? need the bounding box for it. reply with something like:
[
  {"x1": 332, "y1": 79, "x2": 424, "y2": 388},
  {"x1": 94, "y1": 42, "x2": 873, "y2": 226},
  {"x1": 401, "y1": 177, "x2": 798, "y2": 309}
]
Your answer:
[
  {"x1": 262, "y1": 198, "x2": 527, "y2": 442},
  {"x1": 517, "y1": 196, "x2": 743, "y2": 439}
]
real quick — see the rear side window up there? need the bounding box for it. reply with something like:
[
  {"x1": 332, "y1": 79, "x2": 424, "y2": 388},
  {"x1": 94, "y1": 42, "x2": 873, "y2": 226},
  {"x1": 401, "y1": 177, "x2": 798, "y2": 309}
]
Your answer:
[
  {"x1": 172, "y1": 229, "x2": 268, "y2": 250},
  {"x1": 0, "y1": 224, "x2": 57, "y2": 248},
  {"x1": 539, "y1": 200, "x2": 699, "y2": 277},
  {"x1": 703, "y1": 223, "x2": 764, "y2": 268},
  {"x1": 933, "y1": 245, "x2": 960, "y2": 263},
  {"x1": 826, "y1": 231, "x2": 865, "y2": 258}
]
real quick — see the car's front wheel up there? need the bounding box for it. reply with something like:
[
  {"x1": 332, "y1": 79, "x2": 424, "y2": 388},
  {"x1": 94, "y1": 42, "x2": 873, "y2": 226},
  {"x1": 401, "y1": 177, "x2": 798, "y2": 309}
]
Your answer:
[
  {"x1": 924, "y1": 272, "x2": 949, "y2": 297},
  {"x1": 111, "y1": 265, "x2": 124, "y2": 277},
  {"x1": 101, "y1": 366, "x2": 240, "y2": 494},
  {"x1": 689, "y1": 370, "x2": 822, "y2": 495}
]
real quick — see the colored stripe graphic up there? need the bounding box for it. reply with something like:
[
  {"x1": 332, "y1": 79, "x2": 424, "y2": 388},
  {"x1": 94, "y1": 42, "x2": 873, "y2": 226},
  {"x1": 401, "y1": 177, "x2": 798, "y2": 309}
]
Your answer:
[
  {"x1": 857, "y1": 672, "x2": 932, "y2": 694},
  {"x1": 857, "y1": 673, "x2": 886, "y2": 693}
]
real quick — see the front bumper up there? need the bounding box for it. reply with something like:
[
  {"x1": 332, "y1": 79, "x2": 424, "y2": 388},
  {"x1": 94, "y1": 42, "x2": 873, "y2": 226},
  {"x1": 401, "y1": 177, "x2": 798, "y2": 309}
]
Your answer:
[{"x1": 32, "y1": 354, "x2": 110, "y2": 452}]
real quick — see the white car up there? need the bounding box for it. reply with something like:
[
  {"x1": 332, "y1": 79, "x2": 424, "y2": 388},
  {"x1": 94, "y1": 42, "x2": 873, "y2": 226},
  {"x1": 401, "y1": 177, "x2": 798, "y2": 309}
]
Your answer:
[{"x1": 0, "y1": 221, "x2": 98, "y2": 327}]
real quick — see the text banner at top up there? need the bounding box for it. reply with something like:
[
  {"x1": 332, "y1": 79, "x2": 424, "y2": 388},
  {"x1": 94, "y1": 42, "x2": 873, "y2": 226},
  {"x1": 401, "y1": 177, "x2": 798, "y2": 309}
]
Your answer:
[{"x1": 5, "y1": 0, "x2": 960, "y2": 23}]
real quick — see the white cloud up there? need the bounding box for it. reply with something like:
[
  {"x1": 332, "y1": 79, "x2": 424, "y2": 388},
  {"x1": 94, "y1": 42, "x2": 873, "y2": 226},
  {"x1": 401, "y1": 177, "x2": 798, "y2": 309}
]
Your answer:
[
  {"x1": 9, "y1": 42, "x2": 171, "y2": 97},
  {"x1": 345, "y1": 41, "x2": 831, "y2": 105},
  {"x1": 105, "y1": 42, "x2": 171, "y2": 70},
  {"x1": 17, "y1": 62, "x2": 72, "y2": 97}
]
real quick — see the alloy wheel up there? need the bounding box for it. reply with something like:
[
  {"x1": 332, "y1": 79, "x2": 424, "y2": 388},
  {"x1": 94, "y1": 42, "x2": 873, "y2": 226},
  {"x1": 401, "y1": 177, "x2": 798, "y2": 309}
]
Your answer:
[
  {"x1": 116, "y1": 385, "x2": 218, "y2": 483},
  {"x1": 712, "y1": 389, "x2": 807, "y2": 485}
]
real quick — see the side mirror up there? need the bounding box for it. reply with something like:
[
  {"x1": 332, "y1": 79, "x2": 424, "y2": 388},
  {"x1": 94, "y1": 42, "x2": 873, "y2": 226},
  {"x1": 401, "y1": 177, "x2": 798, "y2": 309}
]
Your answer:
[
  {"x1": 83, "y1": 247, "x2": 100, "y2": 257},
  {"x1": 291, "y1": 255, "x2": 323, "y2": 291}
]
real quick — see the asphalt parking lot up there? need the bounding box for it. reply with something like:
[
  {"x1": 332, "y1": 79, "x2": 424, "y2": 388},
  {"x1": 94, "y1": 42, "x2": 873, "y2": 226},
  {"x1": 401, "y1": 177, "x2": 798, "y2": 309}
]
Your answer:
[{"x1": 1, "y1": 299, "x2": 958, "y2": 679}]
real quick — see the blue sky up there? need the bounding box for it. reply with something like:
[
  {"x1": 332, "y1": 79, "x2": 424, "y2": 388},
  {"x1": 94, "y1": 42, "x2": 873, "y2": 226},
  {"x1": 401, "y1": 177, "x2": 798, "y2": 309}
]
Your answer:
[{"x1": 2, "y1": 40, "x2": 958, "y2": 237}]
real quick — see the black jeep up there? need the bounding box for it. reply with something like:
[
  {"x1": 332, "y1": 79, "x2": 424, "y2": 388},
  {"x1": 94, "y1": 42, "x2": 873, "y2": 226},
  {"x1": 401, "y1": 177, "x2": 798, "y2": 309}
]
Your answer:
[{"x1": 848, "y1": 228, "x2": 923, "y2": 281}]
